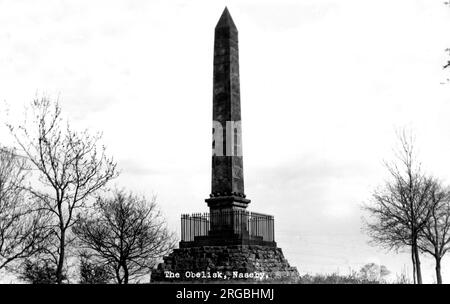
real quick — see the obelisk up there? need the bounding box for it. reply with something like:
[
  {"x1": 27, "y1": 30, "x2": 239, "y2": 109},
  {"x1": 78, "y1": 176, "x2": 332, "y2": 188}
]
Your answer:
[
  {"x1": 151, "y1": 8, "x2": 300, "y2": 282},
  {"x1": 206, "y1": 7, "x2": 251, "y2": 212}
]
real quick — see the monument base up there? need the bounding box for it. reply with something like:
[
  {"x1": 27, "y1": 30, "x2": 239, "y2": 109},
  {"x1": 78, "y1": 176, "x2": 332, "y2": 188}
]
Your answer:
[{"x1": 151, "y1": 244, "x2": 300, "y2": 283}]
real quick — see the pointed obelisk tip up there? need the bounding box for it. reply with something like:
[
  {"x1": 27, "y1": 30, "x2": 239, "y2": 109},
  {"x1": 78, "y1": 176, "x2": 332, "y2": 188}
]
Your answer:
[{"x1": 216, "y1": 6, "x2": 237, "y2": 29}]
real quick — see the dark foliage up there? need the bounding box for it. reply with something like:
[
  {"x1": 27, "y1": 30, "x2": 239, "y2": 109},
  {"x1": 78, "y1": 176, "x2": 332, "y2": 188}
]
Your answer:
[{"x1": 19, "y1": 259, "x2": 66, "y2": 284}]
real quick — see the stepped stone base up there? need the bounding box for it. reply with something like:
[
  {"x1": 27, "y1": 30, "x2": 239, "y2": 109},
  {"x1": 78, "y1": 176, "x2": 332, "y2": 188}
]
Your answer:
[{"x1": 151, "y1": 245, "x2": 300, "y2": 283}]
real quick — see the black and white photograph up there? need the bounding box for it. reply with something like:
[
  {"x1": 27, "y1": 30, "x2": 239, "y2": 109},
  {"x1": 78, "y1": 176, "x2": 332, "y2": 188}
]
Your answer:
[{"x1": 0, "y1": 0, "x2": 450, "y2": 300}]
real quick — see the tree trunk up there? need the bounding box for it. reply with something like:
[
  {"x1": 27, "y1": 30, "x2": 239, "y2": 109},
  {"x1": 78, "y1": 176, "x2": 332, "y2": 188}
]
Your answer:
[
  {"x1": 411, "y1": 247, "x2": 416, "y2": 284},
  {"x1": 123, "y1": 262, "x2": 129, "y2": 284},
  {"x1": 435, "y1": 257, "x2": 442, "y2": 284},
  {"x1": 413, "y1": 244, "x2": 422, "y2": 284},
  {"x1": 115, "y1": 267, "x2": 122, "y2": 284},
  {"x1": 56, "y1": 228, "x2": 65, "y2": 284}
]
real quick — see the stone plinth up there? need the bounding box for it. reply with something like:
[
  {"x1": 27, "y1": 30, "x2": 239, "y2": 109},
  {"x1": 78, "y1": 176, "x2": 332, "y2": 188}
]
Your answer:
[{"x1": 151, "y1": 245, "x2": 300, "y2": 283}]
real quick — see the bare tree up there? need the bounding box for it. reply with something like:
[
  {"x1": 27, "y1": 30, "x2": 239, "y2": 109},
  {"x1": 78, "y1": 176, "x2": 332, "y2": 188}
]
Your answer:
[
  {"x1": 358, "y1": 263, "x2": 390, "y2": 282},
  {"x1": 0, "y1": 146, "x2": 49, "y2": 271},
  {"x1": 363, "y1": 130, "x2": 434, "y2": 284},
  {"x1": 444, "y1": 47, "x2": 450, "y2": 69},
  {"x1": 443, "y1": 48, "x2": 450, "y2": 84},
  {"x1": 7, "y1": 97, "x2": 118, "y2": 284},
  {"x1": 417, "y1": 180, "x2": 450, "y2": 284},
  {"x1": 73, "y1": 189, "x2": 175, "y2": 284},
  {"x1": 443, "y1": 3, "x2": 450, "y2": 83}
]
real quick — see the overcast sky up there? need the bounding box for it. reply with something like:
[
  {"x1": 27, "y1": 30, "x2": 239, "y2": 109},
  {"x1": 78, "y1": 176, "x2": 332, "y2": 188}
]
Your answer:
[{"x1": 1, "y1": 0, "x2": 450, "y2": 283}]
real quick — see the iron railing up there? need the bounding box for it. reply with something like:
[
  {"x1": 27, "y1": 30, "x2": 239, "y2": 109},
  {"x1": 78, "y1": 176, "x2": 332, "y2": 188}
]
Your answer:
[{"x1": 181, "y1": 210, "x2": 275, "y2": 242}]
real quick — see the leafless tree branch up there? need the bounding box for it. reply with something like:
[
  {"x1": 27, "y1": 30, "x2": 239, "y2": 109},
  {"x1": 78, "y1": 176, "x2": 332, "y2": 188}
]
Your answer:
[{"x1": 73, "y1": 189, "x2": 175, "y2": 284}]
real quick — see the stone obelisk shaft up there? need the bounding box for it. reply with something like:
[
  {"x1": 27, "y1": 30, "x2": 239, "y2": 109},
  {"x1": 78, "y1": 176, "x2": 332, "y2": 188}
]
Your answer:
[{"x1": 206, "y1": 8, "x2": 250, "y2": 211}]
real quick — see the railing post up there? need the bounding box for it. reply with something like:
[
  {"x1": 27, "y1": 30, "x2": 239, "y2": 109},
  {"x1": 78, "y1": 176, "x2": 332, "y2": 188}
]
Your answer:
[
  {"x1": 181, "y1": 214, "x2": 184, "y2": 241},
  {"x1": 272, "y1": 216, "x2": 274, "y2": 242},
  {"x1": 191, "y1": 214, "x2": 193, "y2": 242}
]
